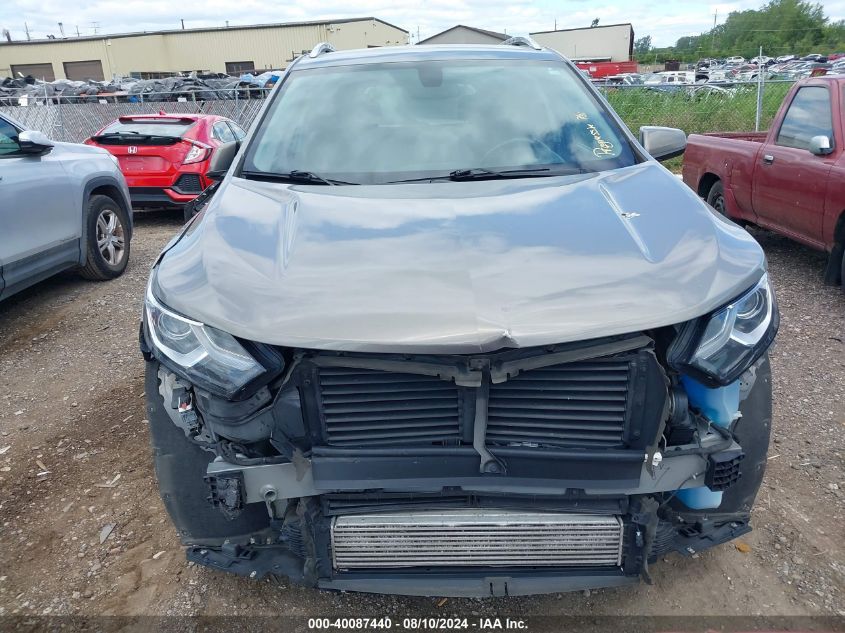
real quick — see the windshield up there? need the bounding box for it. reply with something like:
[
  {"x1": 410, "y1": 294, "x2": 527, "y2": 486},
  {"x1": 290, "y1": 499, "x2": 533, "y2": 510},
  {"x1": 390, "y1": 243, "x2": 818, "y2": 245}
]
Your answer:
[{"x1": 242, "y1": 59, "x2": 638, "y2": 184}]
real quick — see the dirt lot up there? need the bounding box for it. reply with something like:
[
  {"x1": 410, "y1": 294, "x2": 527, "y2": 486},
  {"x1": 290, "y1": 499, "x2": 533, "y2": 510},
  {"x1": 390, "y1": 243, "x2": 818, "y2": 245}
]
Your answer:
[{"x1": 0, "y1": 211, "x2": 843, "y2": 624}]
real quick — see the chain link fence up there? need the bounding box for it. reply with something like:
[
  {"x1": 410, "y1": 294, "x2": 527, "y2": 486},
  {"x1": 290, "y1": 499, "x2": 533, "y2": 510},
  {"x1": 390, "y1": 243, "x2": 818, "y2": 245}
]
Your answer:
[
  {"x1": 599, "y1": 80, "x2": 795, "y2": 136},
  {"x1": 0, "y1": 89, "x2": 272, "y2": 143},
  {"x1": 0, "y1": 81, "x2": 795, "y2": 145}
]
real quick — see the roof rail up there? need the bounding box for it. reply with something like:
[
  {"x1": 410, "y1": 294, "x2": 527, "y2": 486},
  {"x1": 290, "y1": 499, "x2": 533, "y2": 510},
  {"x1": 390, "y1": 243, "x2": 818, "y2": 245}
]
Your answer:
[
  {"x1": 309, "y1": 42, "x2": 336, "y2": 58},
  {"x1": 501, "y1": 36, "x2": 542, "y2": 50}
]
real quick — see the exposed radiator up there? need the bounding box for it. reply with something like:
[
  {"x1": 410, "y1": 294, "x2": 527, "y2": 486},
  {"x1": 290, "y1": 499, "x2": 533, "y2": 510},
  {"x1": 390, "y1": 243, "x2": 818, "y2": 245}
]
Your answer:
[{"x1": 331, "y1": 511, "x2": 624, "y2": 569}]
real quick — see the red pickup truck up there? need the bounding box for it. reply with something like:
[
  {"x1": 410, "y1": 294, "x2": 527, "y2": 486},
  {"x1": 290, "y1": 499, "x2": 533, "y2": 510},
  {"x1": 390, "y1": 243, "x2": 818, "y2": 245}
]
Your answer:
[{"x1": 682, "y1": 76, "x2": 845, "y2": 289}]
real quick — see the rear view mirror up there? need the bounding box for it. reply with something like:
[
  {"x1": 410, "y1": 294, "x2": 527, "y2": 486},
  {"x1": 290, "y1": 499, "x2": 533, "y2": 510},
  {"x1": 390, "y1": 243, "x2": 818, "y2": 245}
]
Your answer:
[
  {"x1": 207, "y1": 141, "x2": 239, "y2": 180},
  {"x1": 18, "y1": 130, "x2": 54, "y2": 155},
  {"x1": 639, "y1": 126, "x2": 687, "y2": 161},
  {"x1": 808, "y1": 135, "x2": 833, "y2": 156}
]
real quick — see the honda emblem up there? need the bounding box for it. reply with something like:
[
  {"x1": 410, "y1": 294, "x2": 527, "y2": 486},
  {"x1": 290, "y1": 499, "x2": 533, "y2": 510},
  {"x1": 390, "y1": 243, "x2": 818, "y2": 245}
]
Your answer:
[{"x1": 127, "y1": 146, "x2": 138, "y2": 154}]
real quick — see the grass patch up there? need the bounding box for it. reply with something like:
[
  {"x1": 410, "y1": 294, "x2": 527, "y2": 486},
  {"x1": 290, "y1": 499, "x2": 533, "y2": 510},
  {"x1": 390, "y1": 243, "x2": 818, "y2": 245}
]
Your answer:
[{"x1": 602, "y1": 81, "x2": 794, "y2": 136}]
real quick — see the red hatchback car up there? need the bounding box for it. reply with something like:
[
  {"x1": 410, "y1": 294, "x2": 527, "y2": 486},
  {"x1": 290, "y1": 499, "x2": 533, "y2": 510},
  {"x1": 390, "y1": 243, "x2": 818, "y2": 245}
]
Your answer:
[{"x1": 86, "y1": 113, "x2": 246, "y2": 218}]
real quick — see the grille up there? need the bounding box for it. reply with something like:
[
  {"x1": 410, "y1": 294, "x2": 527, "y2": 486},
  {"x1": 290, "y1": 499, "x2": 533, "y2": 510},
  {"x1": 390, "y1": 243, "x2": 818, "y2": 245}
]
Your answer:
[
  {"x1": 319, "y1": 367, "x2": 462, "y2": 447},
  {"x1": 173, "y1": 173, "x2": 203, "y2": 194},
  {"x1": 331, "y1": 511, "x2": 624, "y2": 569},
  {"x1": 487, "y1": 358, "x2": 631, "y2": 449}
]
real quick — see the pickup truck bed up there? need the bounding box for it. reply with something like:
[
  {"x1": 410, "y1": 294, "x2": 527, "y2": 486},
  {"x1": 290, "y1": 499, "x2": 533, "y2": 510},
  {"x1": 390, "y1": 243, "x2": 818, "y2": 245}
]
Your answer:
[{"x1": 682, "y1": 76, "x2": 845, "y2": 287}]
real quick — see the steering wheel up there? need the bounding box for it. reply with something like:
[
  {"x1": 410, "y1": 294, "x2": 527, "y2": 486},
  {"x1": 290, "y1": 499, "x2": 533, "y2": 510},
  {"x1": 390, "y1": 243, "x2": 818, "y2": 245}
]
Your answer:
[{"x1": 480, "y1": 137, "x2": 564, "y2": 166}]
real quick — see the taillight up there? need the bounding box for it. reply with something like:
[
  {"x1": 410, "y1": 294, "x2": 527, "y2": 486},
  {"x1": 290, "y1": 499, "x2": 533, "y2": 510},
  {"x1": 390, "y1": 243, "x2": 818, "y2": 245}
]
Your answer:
[{"x1": 183, "y1": 142, "x2": 211, "y2": 165}]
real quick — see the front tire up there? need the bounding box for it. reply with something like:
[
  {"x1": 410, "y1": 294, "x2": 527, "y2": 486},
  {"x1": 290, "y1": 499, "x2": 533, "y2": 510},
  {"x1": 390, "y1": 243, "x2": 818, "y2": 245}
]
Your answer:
[
  {"x1": 79, "y1": 195, "x2": 131, "y2": 280},
  {"x1": 706, "y1": 180, "x2": 727, "y2": 217}
]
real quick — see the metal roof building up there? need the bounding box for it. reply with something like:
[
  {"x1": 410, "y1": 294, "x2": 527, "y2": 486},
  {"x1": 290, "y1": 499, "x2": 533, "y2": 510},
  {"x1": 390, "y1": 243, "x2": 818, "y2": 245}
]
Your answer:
[
  {"x1": 0, "y1": 17, "x2": 409, "y2": 81},
  {"x1": 417, "y1": 25, "x2": 508, "y2": 46},
  {"x1": 530, "y1": 23, "x2": 634, "y2": 62}
]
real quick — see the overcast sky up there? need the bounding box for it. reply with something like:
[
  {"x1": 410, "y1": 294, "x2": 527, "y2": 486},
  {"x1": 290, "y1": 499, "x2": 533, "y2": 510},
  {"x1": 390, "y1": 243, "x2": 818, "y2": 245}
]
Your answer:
[{"x1": 2, "y1": 0, "x2": 845, "y2": 47}]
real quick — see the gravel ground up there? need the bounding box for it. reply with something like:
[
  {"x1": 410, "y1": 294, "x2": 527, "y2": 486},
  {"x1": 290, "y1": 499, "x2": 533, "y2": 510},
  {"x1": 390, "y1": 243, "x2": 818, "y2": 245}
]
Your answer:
[{"x1": 0, "y1": 211, "x2": 843, "y2": 625}]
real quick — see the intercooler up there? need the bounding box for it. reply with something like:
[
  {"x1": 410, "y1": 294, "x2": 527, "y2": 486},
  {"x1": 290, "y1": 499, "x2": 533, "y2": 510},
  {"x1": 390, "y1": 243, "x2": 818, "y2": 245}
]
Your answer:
[{"x1": 331, "y1": 510, "x2": 624, "y2": 570}]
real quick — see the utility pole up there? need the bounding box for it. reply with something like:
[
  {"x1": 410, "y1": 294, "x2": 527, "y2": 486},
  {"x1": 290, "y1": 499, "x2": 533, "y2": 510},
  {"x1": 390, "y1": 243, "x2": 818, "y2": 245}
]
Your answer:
[
  {"x1": 711, "y1": 10, "x2": 717, "y2": 52},
  {"x1": 24, "y1": 21, "x2": 30, "y2": 41},
  {"x1": 755, "y1": 45, "x2": 765, "y2": 131},
  {"x1": 75, "y1": 25, "x2": 80, "y2": 37},
  {"x1": 181, "y1": 19, "x2": 185, "y2": 30}
]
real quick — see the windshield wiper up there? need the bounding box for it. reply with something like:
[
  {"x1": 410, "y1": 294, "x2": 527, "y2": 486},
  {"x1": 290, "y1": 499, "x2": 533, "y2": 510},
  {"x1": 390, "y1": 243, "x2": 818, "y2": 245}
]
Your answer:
[
  {"x1": 240, "y1": 170, "x2": 359, "y2": 186},
  {"x1": 448, "y1": 167, "x2": 553, "y2": 180},
  {"x1": 95, "y1": 131, "x2": 143, "y2": 138},
  {"x1": 385, "y1": 166, "x2": 584, "y2": 184}
]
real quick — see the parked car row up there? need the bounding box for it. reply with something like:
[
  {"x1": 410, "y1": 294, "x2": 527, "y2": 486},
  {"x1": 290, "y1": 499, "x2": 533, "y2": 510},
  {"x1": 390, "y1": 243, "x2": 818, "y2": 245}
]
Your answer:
[
  {"x1": 699, "y1": 53, "x2": 844, "y2": 68},
  {"x1": 695, "y1": 55, "x2": 845, "y2": 83}
]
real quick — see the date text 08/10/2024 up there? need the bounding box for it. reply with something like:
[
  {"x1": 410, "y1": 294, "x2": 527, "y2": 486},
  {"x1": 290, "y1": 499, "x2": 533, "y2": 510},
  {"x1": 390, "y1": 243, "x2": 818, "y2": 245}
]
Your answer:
[{"x1": 307, "y1": 618, "x2": 529, "y2": 630}]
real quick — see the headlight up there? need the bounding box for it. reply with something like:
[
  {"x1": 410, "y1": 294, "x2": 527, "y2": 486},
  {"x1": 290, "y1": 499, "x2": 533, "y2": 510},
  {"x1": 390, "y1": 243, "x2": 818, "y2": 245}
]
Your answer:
[
  {"x1": 670, "y1": 274, "x2": 778, "y2": 385},
  {"x1": 144, "y1": 285, "x2": 264, "y2": 397}
]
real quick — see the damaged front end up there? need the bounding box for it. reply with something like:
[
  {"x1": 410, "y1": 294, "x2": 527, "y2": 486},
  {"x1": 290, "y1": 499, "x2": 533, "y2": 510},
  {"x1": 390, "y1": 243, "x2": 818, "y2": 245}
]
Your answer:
[{"x1": 139, "y1": 278, "x2": 775, "y2": 597}]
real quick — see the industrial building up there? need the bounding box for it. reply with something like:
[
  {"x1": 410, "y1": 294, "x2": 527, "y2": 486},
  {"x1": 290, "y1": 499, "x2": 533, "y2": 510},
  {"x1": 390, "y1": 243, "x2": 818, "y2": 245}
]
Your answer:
[
  {"x1": 417, "y1": 25, "x2": 508, "y2": 46},
  {"x1": 530, "y1": 23, "x2": 634, "y2": 62},
  {"x1": 0, "y1": 17, "x2": 409, "y2": 81},
  {"x1": 416, "y1": 22, "x2": 634, "y2": 64}
]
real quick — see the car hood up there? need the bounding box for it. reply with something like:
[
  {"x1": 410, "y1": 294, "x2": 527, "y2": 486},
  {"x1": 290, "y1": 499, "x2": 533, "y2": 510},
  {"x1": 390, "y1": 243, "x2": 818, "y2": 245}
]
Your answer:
[{"x1": 154, "y1": 162, "x2": 766, "y2": 354}]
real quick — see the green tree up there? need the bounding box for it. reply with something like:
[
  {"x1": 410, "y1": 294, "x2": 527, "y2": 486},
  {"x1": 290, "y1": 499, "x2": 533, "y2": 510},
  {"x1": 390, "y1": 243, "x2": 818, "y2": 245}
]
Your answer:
[
  {"x1": 634, "y1": 35, "x2": 652, "y2": 55},
  {"x1": 647, "y1": 0, "x2": 845, "y2": 61}
]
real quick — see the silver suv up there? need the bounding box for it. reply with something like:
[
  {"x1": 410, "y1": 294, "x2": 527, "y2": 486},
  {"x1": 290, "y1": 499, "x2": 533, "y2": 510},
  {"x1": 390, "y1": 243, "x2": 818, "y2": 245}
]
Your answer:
[
  {"x1": 141, "y1": 41, "x2": 777, "y2": 597},
  {"x1": 0, "y1": 114, "x2": 132, "y2": 300}
]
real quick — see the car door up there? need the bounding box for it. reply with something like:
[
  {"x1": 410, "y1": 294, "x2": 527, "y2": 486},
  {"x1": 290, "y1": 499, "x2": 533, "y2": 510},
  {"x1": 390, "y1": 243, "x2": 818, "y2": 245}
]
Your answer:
[
  {"x1": 0, "y1": 117, "x2": 79, "y2": 297},
  {"x1": 751, "y1": 85, "x2": 836, "y2": 247}
]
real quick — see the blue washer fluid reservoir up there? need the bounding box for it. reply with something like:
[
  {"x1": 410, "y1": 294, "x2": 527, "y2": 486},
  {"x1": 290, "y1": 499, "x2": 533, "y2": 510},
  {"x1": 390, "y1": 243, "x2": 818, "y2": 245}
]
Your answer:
[{"x1": 675, "y1": 376, "x2": 741, "y2": 510}]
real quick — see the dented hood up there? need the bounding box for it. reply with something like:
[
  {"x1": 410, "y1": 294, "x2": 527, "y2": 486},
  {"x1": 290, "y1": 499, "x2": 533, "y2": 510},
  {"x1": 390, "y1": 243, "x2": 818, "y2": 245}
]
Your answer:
[{"x1": 154, "y1": 163, "x2": 766, "y2": 353}]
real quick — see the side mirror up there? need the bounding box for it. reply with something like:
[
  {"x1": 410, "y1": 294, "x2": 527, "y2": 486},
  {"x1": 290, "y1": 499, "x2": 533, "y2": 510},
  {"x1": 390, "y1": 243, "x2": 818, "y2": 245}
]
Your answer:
[
  {"x1": 207, "y1": 140, "x2": 239, "y2": 180},
  {"x1": 808, "y1": 135, "x2": 833, "y2": 156},
  {"x1": 639, "y1": 126, "x2": 687, "y2": 161},
  {"x1": 18, "y1": 130, "x2": 54, "y2": 155}
]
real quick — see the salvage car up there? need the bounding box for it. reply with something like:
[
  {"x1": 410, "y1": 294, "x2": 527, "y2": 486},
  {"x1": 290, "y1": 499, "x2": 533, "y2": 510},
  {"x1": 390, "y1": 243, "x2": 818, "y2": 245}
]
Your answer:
[
  {"x1": 141, "y1": 41, "x2": 778, "y2": 597},
  {"x1": 683, "y1": 76, "x2": 845, "y2": 291},
  {"x1": 86, "y1": 113, "x2": 246, "y2": 221},
  {"x1": 0, "y1": 113, "x2": 132, "y2": 300}
]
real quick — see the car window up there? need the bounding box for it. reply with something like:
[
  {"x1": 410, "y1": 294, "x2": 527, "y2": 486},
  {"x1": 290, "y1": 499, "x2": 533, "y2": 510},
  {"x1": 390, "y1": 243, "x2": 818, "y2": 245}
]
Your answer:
[
  {"x1": 243, "y1": 59, "x2": 639, "y2": 185},
  {"x1": 100, "y1": 120, "x2": 194, "y2": 137},
  {"x1": 776, "y1": 86, "x2": 834, "y2": 151},
  {"x1": 212, "y1": 121, "x2": 236, "y2": 143},
  {"x1": 0, "y1": 118, "x2": 21, "y2": 156},
  {"x1": 228, "y1": 122, "x2": 247, "y2": 140}
]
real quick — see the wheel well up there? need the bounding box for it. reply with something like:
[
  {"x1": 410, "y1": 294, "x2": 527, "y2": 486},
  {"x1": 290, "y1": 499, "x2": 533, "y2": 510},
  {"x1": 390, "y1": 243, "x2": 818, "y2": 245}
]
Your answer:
[{"x1": 697, "y1": 173, "x2": 720, "y2": 199}]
